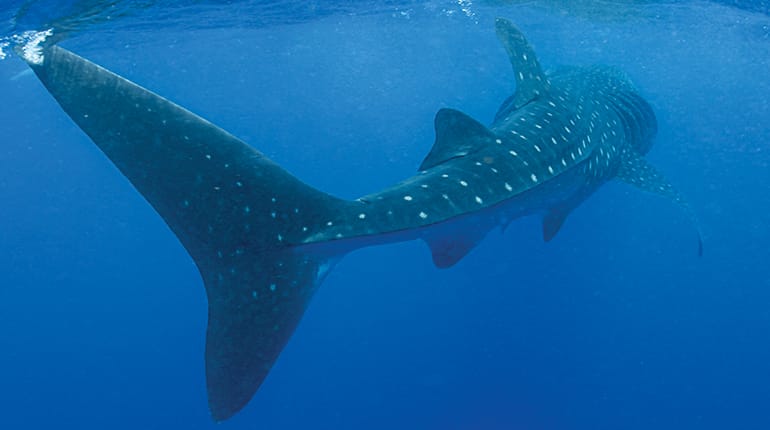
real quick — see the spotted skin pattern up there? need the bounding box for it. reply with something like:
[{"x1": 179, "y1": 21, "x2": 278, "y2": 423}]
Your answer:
[{"x1": 21, "y1": 18, "x2": 698, "y2": 422}]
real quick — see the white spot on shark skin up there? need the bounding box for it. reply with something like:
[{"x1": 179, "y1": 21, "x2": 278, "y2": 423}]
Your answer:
[
  {"x1": 490, "y1": 167, "x2": 498, "y2": 173},
  {"x1": 252, "y1": 291, "x2": 258, "y2": 299},
  {"x1": 530, "y1": 174, "x2": 538, "y2": 183},
  {"x1": 475, "y1": 162, "x2": 482, "y2": 166},
  {"x1": 235, "y1": 181, "x2": 243, "y2": 187},
  {"x1": 271, "y1": 197, "x2": 277, "y2": 203},
  {"x1": 561, "y1": 158, "x2": 567, "y2": 167},
  {"x1": 404, "y1": 195, "x2": 413, "y2": 201},
  {"x1": 495, "y1": 139, "x2": 502, "y2": 144},
  {"x1": 358, "y1": 213, "x2": 366, "y2": 220},
  {"x1": 277, "y1": 234, "x2": 283, "y2": 242},
  {"x1": 271, "y1": 211, "x2": 276, "y2": 218},
  {"x1": 551, "y1": 137, "x2": 558, "y2": 145},
  {"x1": 269, "y1": 283, "x2": 277, "y2": 292},
  {"x1": 441, "y1": 174, "x2": 449, "y2": 178},
  {"x1": 534, "y1": 124, "x2": 542, "y2": 129},
  {"x1": 505, "y1": 182, "x2": 513, "y2": 192},
  {"x1": 419, "y1": 211, "x2": 428, "y2": 219},
  {"x1": 421, "y1": 184, "x2": 429, "y2": 188},
  {"x1": 548, "y1": 166, "x2": 554, "y2": 174},
  {"x1": 302, "y1": 226, "x2": 308, "y2": 232},
  {"x1": 475, "y1": 196, "x2": 483, "y2": 204},
  {"x1": 327, "y1": 221, "x2": 334, "y2": 226},
  {"x1": 459, "y1": 180, "x2": 468, "y2": 187},
  {"x1": 509, "y1": 150, "x2": 518, "y2": 157},
  {"x1": 442, "y1": 194, "x2": 449, "y2": 200}
]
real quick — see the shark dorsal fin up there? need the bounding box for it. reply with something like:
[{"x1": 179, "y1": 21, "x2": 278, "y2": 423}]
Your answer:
[
  {"x1": 617, "y1": 152, "x2": 704, "y2": 256},
  {"x1": 419, "y1": 108, "x2": 496, "y2": 170},
  {"x1": 494, "y1": 18, "x2": 550, "y2": 113}
]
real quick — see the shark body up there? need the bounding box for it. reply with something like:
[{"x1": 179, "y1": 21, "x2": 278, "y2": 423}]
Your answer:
[{"x1": 20, "y1": 18, "x2": 699, "y2": 421}]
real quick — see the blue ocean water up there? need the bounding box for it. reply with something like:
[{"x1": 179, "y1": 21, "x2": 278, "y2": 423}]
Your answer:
[{"x1": 1, "y1": 1, "x2": 769, "y2": 429}]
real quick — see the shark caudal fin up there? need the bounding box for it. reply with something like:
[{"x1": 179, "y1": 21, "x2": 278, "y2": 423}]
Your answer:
[{"x1": 23, "y1": 46, "x2": 350, "y2": 420}]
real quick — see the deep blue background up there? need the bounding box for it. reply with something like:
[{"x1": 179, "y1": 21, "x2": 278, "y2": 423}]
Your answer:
[{"x1": 1, "y1": 1, "x2": 769, "y2": 429}]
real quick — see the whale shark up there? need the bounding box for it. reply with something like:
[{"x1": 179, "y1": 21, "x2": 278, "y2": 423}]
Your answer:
[{"x1": 18, "y1": 18, "x2": 700, "y2": 421}]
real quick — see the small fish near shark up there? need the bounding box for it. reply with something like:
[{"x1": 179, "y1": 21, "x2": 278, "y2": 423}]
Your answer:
[{"x1": 17, "y1": 18, "x2": 701, "y2": 421}]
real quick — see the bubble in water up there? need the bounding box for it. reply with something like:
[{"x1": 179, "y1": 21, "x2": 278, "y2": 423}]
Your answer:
[
  {"x1": 0, "y1": 39, "x2": 9, "y2": 60},
  {"x1": 8, "y1": 29, "x2": 54, "y2": 65}
]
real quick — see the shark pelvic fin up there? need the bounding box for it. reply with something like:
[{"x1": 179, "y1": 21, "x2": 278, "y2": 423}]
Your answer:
[
  {"x1": 419, "y1": 108, "x2": 496, "y2": 170},
  {"x1": 617, "y1": 152, "x2": 703, "y2": 256},
  {"x1": 494, "y1": 18, "x2": 550, "y2": 121},
  {"x1": 25, "y1": 45, "x2": 351, "y2": 420}
]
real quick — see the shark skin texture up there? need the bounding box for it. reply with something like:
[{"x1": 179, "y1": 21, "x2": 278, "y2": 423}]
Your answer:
[{"x1": 20, "y1": 18, "x2": 700, "y2": 421}]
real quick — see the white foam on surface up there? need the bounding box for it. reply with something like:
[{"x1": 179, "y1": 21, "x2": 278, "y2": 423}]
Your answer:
[
  {"x1": 5, "y1": 29, "x2": 53, "y2": 65},
  {"x1": 0, "y1": 40, "x2": 9, "y2": 60}
]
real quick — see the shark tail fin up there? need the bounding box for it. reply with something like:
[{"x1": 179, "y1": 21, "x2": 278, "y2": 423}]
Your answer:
[
  {"x1": 25, "y1": 46, "x2": 350, "y2": 420},
  {"x1": 617, "y1": 152, "x2": 703, "y2": 256}
]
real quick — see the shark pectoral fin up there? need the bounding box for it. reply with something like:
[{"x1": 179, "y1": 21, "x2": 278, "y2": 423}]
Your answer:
[
  {"x1": 494, "y1": 18, "x2": 550, "y2": 120},
  {"x1": 542, "y1": 208, "x2": 571, "y2": 242},
  {"x1": 617, "y1": 153, "x2": 703, "y2": 256},
  {"x1": 419, "y1": 108, "x2": 496, "y2": 170},
  {"x1": 423, "y1": 228, "x2": 487, "y2": 269}
]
